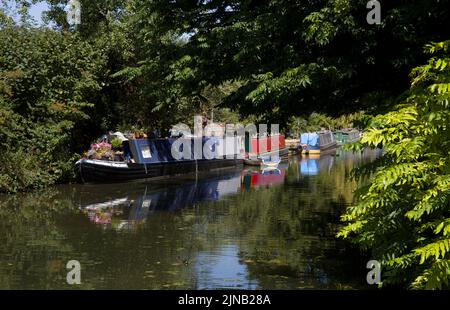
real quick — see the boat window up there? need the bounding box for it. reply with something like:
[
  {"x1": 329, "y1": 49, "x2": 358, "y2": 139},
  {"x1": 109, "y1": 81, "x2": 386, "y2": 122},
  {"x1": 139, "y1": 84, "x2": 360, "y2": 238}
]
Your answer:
[
  {"x1": 141, "y1": 145, "x2": 152, "y2": 159},
  {"x1": 142, "y1": 199, "x2": 151, "y2": 208}
]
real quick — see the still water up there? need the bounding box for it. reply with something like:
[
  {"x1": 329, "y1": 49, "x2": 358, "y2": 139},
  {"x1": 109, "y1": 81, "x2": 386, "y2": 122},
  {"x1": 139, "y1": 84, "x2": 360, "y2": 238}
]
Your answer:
[{"x1": 0, "y1": 150, "x2": 380, "y2": 289}]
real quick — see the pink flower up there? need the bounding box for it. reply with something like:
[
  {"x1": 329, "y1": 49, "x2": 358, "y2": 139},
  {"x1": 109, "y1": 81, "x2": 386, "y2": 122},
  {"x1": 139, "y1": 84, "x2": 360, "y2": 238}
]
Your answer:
[{"x1": 98, "y1": 141, "x2": 112, "y2": 149}]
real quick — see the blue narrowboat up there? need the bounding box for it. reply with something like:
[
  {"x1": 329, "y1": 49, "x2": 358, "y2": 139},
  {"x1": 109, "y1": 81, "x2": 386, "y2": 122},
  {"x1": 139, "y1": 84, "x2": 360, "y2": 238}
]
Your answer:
[
  {"x1": 75, "y1": 137, "x2": 244, "y2": 183},
  {"x1": 300, "y1": 130, "x2": 338, "y2": 154}
]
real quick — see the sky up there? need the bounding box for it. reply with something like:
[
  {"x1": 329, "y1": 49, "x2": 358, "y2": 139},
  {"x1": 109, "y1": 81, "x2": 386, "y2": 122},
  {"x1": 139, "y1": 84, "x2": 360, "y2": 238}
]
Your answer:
[
  {"x1": 29, "y1": 1, "x2": 49, "y2": 25},
  {"x1": 1, "y1": 0, "x2": 50, "y2": 25}
]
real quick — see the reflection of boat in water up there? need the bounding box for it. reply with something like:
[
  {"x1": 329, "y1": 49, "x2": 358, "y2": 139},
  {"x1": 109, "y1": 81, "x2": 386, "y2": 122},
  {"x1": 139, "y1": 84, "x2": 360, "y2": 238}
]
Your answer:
[
  {"x1": 78, "y1": 170, "x2": 242, "y2": 230},
  {"x1": 77, "y1": 159, "x2": 291, "y2": 229},
  {"x1": 241, "y1": 164, "x2": 287, "y2": 190},
  {"x1": 299, "y1": 154, "x2": 335, "y2": 176},
  {"x1": 300, "y1": 158, "x2": 320, "y2": 176}
]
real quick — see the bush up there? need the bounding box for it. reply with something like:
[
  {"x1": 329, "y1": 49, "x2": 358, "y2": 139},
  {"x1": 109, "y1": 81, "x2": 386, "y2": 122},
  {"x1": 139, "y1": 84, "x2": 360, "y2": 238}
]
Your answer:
[
  {"x1": 0, "y1": 149, "x2": 57, "y2": 193},
  {"x1": 0, "y1": 26, "x2": 107, "y2": 192},
  {"x1": 287, "y1": 111, "x2": 365, "y2": 137}
]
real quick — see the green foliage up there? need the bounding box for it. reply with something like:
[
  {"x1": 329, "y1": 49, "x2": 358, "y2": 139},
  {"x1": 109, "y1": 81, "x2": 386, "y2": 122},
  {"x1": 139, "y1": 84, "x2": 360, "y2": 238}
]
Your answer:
[
  {"x1": 125, "y1": 0, "x2": 450, "y2": 126},
  {"x1": 287, "y1": 111, "x2": 365, "y2": 137},
  {"x1": 0, "y1": 148, "x2": 55, "y2": 193},
  {"x1": 339, "y1": 41, "x2": 450, "y2": 289},
  {"x1": 0, "y1": 25, "x2": 107, "y2": 192},
  {"x1": 110, "y1": 138, "x2": 123, "y2": 149}
]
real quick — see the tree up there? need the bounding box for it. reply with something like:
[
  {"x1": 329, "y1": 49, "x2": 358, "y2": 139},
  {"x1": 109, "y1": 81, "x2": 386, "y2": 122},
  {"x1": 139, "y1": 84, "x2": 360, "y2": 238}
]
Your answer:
[
  {"x1": 339, "y1": 41, "x2": 450, "y2": 289},
  {"x1": 124, "y1": 0, "x2": 450, "y2": 128}
]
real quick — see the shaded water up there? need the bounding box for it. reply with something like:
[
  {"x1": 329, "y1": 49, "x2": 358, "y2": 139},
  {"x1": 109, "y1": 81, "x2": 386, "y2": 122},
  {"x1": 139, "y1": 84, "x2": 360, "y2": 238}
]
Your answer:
[{"x1": 0, "y1": 150, "x2": 380, "y2": 289}]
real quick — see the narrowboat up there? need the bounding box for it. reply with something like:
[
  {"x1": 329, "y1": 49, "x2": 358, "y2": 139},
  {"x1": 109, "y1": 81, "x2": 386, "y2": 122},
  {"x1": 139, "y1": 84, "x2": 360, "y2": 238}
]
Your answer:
[
  {"x1": 285, "y1": 138, "x2": 301, "y2": 154},
  {"x1": 243, "y1": 134, "x2": 289, "y2": 166},
  {"x1": 300, "y1": 130, "x2": 337, "y2": 155},
  {"x1": 334, "y1": 129, "x2": 361, "y2": 145},
  {"x1": 76, "y1": 136, "x2": 244, "y2": 183}
]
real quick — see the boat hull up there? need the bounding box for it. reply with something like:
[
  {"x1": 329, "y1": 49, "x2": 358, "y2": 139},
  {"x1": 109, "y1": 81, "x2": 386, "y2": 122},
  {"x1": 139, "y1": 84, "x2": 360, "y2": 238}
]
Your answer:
[
  {"x1": 76, "y1": 158, "x2": 244, "y2": 183},
  {"x1": 244, "y1": 147, "x2": 289, "y2": 166},
  {"x1": 301, "y1": 141, "x2": 338, "y2": 154}
]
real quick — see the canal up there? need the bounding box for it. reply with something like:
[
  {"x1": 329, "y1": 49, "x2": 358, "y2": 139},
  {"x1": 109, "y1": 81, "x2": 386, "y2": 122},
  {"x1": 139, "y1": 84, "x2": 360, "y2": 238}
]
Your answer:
[{"x1": 0, "y1": 150, "x2": 380, "y2": 289}]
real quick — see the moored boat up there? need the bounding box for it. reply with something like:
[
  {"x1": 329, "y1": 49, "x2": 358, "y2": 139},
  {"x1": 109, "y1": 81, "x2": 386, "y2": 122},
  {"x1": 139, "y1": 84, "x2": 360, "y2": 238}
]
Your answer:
[
  {"x1": 285, "y1": 138, "x2": 300, "y2": 154},
  {"x1": 334, "y1": 129, "x2": 361, "y2": 145},
  {"x1": 76, "y1": 136, "x2": 244, "y2": 183},
  {"x1": 244, "y1": 134, "x2": 289, "y2": 166},
  {"x1": 300, "y1": 130, "x2": 338, "y2": 155},
  {"x1": 76, "y1": 157, "x2": 243, "y2": 183}
]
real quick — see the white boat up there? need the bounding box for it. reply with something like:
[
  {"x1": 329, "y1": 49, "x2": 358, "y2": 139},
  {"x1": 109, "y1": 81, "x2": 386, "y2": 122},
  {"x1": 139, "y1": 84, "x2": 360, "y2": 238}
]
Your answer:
[
  {"x1": 261, "y1": 158, "x2": 281, "y2": 168},
  {"x1": 262, "y1": 167, "x2": 281, "y2": 174}
]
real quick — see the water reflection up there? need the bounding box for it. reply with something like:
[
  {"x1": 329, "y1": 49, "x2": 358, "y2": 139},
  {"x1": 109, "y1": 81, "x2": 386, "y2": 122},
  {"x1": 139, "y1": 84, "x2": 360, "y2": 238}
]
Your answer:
[
  {"x1": 0, "y1": 151, "x2": 380, "y2": 289},
  {"x1": 195, "y1": 245, "x2": 258, "y2": 289},
  {"x1": 299, "y1": 155, "x2": 335, "y2": 176},
  {"x1": 241, "y1": 163, "x2": 287, "y2": 191},
  {"x1": 79, "y1": 166, "x2": 289, "y2": 230},
  {"x1": 79, "y1": 171, "x2": 243, "y2": 230}
]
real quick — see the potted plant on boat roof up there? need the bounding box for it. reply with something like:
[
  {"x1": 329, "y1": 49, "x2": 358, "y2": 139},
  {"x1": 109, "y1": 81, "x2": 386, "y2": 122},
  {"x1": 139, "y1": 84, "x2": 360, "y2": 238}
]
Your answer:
[
  {"x1": 133, "y1": 129, "x2": 148, "y2": 139},
  {"x1": 89, "y1": 141, "x2": 113, "y2": 160},
  {"x1": 111, "y1": 138, "x2": 123, "y2": 151},
  {"x1": 111, "y1": 138, "x2": 125, "y2": 161}
]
